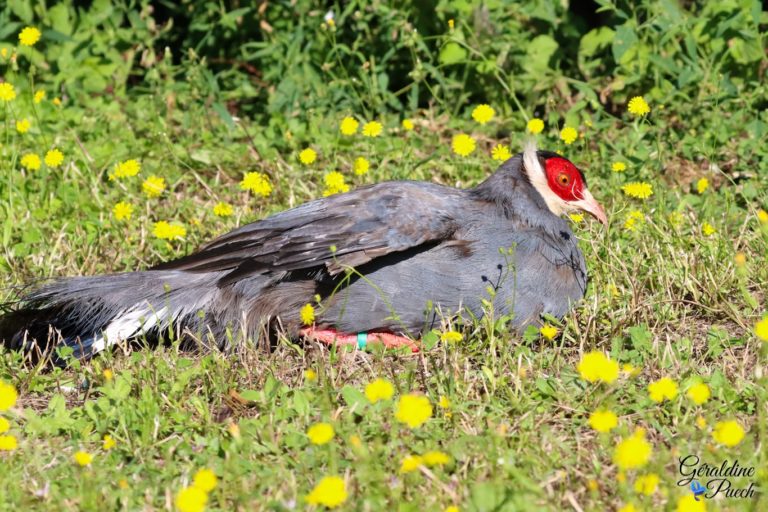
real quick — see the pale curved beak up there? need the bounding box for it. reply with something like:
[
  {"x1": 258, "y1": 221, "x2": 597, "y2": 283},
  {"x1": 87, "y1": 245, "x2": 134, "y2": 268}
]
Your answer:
[{"x1": 573, "y1": 189, "x2": 607, "y2": 225}]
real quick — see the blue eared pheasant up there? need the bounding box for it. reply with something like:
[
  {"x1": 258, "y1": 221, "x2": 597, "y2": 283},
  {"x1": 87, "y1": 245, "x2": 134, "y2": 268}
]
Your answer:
[{"x1": 0, "y1": 143, "x2": 606, "y2": 360}]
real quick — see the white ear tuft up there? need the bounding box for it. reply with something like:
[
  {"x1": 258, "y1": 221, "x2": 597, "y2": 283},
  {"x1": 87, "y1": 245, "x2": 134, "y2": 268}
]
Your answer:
[
  {"x1": 522, "y1": 140, "x2": 568, "y2": 216},
  {"x1": 523, "y1": 139, "x2": 544, "y2": 180}
]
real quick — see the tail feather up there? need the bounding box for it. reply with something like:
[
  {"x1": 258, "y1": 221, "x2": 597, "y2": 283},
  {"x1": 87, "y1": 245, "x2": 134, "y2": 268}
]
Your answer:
[{"x1": 1, "y1": 270, "x2": 226, "y2": 362}]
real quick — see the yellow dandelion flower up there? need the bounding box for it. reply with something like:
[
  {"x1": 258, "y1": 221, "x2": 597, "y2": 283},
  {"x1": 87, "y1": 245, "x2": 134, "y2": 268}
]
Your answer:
[
  {"x1": 102, "y1": 435, "x2": 116, "y2": 450},
  {"x1": 471, "y1": 104, "x2": 495, "y2": 125},
  {"x1": 438, "y1": 395, "x2": 451, "y2": 409},
  {"x1": 539, "y1": 324, "x2": 557, "y2": 340},
  {"x1": 623, "y1": 210, "x2": 645, "y2": 231},
  {"x1": 193, "y1": 468, "x2": 218, "y2": 492},
  {"x1": 322, "y1": 171, "x2": 349, "y2": 196},
  {"x1": 15, "y1": 118, "x2": 30, "y2": 133},
  {"x1": 755, "y1": 315, "x2": 768, "y2": 341},
  {"x1": 362, "y1": 120, "x2": 383, "y2": 137},
  {"x1": 340, "y1": 116, "x2": 359, "y2": 135},
  {"x1": 634, "y1": 473, "x2": 659, "y2": 496},
  {"x1": 622, "y1": 182, "x2": 653, "y2": 199},
  {"x1": 304, "y1": 369, "x2": 317, "y2": 382},
  {"x1": 240, "y1": 172, "x2": 272, "y2": 197},
  {"x1": 0, "y1": 381, "x2": 18, "y2": 411},
  {"x1": 527, "y1": 118, "x2": 544, "y2": 134},
  {"x1": 668, "y1": 211, "x2": 684, "y2": 226},
  {"x1": 153, "y1": 221, "x2": 186, "y2": 240},
  {"x1": 612, "y1": 161, "x2": 627, "y2": 172},
  {"x1": 74, "y1": 451, "x2": 94, "y2": 467},
  {"x1": 577, "y1": 351, "x2": 619, "y2": 384},
  {"x1": 34, "y1": 90, "x2": 45, "y2": 103},
  {"x1": 569, "y1": 213, "x2": 584, "y2": 223},
  {"x1": 19, "y1": 27, "x2": 41, "y2": 46},
  {"x1": 20, "y1": 153, "x2": 41, "y2": 171},
  {"x1": 44, "y1": 149, "x2": 64, "y2": 168},
  {"x1": 364, "y1": 378, "x2": 394, "y2": 403},
  {"x1": 491, "y1": 144, "x2": 512, "y2": 162},
  {"x1": 300, "y1": 303, "x2": 315, "y2": 325},
  {"x1": 402, "y1": 119, "x2": 414, "y2": 131},
  {"x1": 353, "y1": 157, "x2": 370, "y2": 175},
  {"x1": 622, "y1": 364, "x2": 641, "y2": 377},
  {"x1": 676, "y1": 494, "x2": 705, "y2": 512},
  {"x1": 587, "y1": 479, "x2": 599, "y2": 491},
  {"x1": 734, "y1": 252, "x2": 746, "y2": 267},
  {"x1": 613, "y1": 429, "x2": 652, "y2": 470},
  {"x1": 588, "y1": 410, "x2": 618, "y2": 433},
  {"x1": 114, "y1": 159, "x2": 141, "y2": 178},
  {"x1": 440, "y1": 330, "x2": 462, "y2": 343},
  {"x1": 423, "y1": 450, "x2": 450, "y2": 466},
  {"x1": 452, "y1": 134, "x2": 476, "y2": 156},
  {"x1": 142, "y1": 175, "x2": 165, "y2": 197},
  {"x1": 103, "y1": 369, "x2": 113, "y2": 381},
  {"x1": 306, "y1": 476, "x2": 348, "y2": 508},
  {"x1": 395, "y1": 393, "x2": 433, "y2": 429},
  {"x1": 757, "y1": 209, "x2": 768, "y2": 224},
  {"x1": 112, "y1": 201, "x2": 133, "y2": 221},
  {"x1": 696, "y1": 416, "x2": 707, "y2": 429},
  {"x1": 696, "y1": 178, "x2": 709, "y2": 194},
  {"x1": 701, "y1": 222, "x2": 716, "y2": 236},
  {"x1": 648, "y1": 377, "x2": 678, "y2": 402},
  {"x1": 687, "y1": 383, "x2": 710, "y2": 405},
  {"x1": 448, "y1": 19, "x2": 454, "y2": 30},
  {"x1": 307, "y1": 422, "x2": 335, "y2": 445},
  {"x1": 0, "y1": 83, "x2": 16, "y2": 102},
  {"x1": 0, "y1": 417, "x2": 9, "y2": 434},
  {"x1": 445, "y1": 507, "x2": 459, "y2": 512},
  {"x1": 400, "y1": 454, "x2": 424, "y2": 473},
  {"x1": 213, "y1": 202, "x2": 233, "y2": 217},
  {"x1": 299, "y1": 148, "x2": 317, "y2": 165},
  {"x1": 0, "y1": 435, "x2": 18, "y2": 451},
  {"x1": 560, "y1": 126, "x2": 578, "y2": 145},
  {"x1": 52, "y1": 97, "x2": 62, "y2": 106},
  {"x1": 628, "y1": 96, "x2": 651, "y2": 116},
  {"x1": 712, "y1": 420, "x2": 745, "y2": 447},
  {"x1": 175, "y1": 486, "x2": 208, "y2": 512}
]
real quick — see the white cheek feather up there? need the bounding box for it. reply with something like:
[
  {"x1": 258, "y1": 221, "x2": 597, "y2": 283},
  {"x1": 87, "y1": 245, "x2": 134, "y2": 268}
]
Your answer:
[{"x1": 523, "y1": 141, "x2": 569, "y2": 217}]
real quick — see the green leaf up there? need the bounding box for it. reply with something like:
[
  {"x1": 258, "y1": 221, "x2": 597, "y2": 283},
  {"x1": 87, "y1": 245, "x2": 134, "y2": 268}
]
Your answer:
[
  {"x1": 580, "y1": 27, "x2": 615, "y2": 58},
  {"x1": 612, "y1": 24, "x2": 638, "y2": 62},
  {"x1": 340, "y1": 385, "x2": 367, "y2": 413},
  {"x1": 439, "y1": 42, "x2": 467, "y2": 65},
  {"x1": 212, "y1": 102, "x2": 235, "y2": 130},
  {"x1": 525, "y1": 35, "x2": 558, "y2": 74},
  {"x1": 628, "y1": 324, "x2": 653, "y2": 354}
]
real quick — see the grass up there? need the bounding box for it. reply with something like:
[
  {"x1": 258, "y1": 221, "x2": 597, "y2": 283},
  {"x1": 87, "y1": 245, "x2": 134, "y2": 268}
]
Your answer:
[{"x1": 2, "y1": 5, "x2": 768, "y2": 512}]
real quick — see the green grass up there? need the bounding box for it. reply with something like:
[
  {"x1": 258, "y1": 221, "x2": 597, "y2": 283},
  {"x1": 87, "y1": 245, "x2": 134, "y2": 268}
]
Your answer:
[{"x1": 2, "y1": 2, "x2": 768, "y2": 511}]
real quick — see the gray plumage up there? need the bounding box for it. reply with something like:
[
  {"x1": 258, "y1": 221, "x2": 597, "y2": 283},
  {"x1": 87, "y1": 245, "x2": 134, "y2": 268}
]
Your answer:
[{"x1": 0, "y1": 150, "x2": 587, "y2": 361}]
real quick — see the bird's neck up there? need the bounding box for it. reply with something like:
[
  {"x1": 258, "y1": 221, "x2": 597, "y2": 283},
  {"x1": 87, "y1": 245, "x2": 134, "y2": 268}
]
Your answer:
[{"x1": 470, "y1": 155, "x2": 552, "y2": 220}]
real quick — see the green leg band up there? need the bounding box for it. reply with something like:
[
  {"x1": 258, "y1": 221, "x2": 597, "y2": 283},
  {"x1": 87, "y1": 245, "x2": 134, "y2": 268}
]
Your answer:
[{"x1": 357, "y1": 332, "x2": 367, "y2": 349}]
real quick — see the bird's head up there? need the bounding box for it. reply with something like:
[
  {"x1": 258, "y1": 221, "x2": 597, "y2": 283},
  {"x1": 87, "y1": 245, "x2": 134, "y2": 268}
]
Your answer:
[{"x1": 523, "y1": 142, "x2": 607, "y2": 225}]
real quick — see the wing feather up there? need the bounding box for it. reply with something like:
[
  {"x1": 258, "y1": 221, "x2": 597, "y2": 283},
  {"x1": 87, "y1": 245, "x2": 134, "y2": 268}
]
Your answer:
[{"x1": 153, "y1": 182, "x2": 465, "y2": 281}]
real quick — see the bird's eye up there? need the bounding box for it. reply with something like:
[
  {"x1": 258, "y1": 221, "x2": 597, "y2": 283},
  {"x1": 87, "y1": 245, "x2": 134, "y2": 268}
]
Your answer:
[{"x1": 557, "y1": 173, "x2": 570, "y2": 186}]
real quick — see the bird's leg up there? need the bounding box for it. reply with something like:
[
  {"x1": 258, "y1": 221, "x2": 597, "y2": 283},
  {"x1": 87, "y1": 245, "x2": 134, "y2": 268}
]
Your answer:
[{"x1": 299, "y1": 327, "x2": 420, "y2": 353}]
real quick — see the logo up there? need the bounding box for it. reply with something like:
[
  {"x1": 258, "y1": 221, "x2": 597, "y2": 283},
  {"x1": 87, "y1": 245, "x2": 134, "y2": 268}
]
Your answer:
[
  {"x1": 690, "y1": 480, "x2": 706, "y2": 501},
  {"x1": 678, "y1": 455, "x2": 758, "y2": 500}
]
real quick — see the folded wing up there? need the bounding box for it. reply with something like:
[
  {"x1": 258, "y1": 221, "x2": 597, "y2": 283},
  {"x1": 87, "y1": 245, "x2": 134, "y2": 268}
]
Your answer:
[{"x1": 153, "y1": 182, "x2": 466, "y2": 284}]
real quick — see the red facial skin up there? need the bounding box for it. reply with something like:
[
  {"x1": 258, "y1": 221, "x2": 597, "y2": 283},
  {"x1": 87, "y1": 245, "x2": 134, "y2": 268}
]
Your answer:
[{"x1": 544, "y1": 157, "x2": 585, "y2": 201}]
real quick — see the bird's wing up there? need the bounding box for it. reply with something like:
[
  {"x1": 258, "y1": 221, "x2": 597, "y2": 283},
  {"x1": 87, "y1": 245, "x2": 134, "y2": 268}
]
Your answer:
[{"x1": 153, "y1": 182, "x2": 464, "y2": 280}]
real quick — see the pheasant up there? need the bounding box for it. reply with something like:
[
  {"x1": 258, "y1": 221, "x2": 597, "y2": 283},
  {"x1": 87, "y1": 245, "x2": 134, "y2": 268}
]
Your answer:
[{"x1": 0, "y1": 143, "x2": 606, "y2": 361}]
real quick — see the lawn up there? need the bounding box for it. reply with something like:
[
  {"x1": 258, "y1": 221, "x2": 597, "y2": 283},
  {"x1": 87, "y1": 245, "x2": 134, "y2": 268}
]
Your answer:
[{"x1": 1, "y1": 1, "x2": 767, "y2": 511}]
